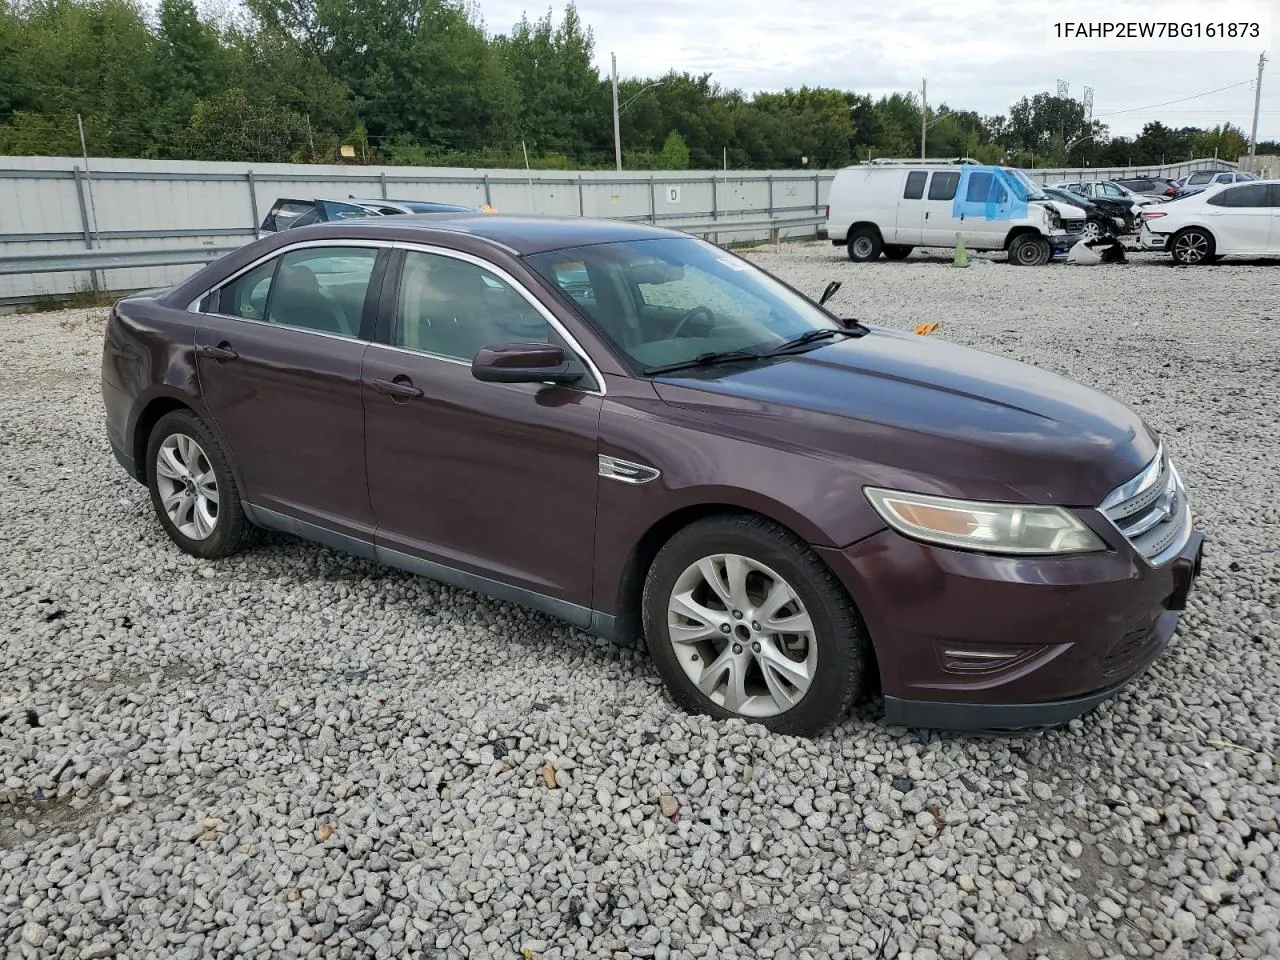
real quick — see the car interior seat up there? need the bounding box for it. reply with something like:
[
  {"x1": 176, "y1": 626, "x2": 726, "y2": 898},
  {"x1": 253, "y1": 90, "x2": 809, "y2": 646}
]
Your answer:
[{"x1": 268, "y1": 263, "x2": 350, "y2": 335}]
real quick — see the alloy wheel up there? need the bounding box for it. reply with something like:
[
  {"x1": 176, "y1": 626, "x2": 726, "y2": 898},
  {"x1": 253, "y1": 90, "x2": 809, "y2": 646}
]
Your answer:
[
  {"x1": 666, "y1": 553, "x2": 816, "y2": 718},
  {"x1": 154, "y1": 433, "x2": 219, "y2": 540},
  {"x1": 1173, "y1": 231, "x2": 1210, "y2": 264},
  {"x1": 1079, "y1": 220, "x2": 1102, "y2": 241}
]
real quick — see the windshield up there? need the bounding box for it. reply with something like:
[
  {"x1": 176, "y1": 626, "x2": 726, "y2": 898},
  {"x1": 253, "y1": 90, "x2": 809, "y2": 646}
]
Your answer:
[
  {"x1": 525, "y1": 237, "x2": 841, "y2": 372},
  {"x1": 1005, "y1": 168, "x2": 1050, "y2": 201}
]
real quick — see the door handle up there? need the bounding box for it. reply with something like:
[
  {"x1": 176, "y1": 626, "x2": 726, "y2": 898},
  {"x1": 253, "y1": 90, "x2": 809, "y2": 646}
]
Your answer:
[
  {"x1": 199, "y1": 342, "x2": 238, "y2": 362},
  {"x1": 367, "y1": 377, "x2": 424, "y2": 400}
]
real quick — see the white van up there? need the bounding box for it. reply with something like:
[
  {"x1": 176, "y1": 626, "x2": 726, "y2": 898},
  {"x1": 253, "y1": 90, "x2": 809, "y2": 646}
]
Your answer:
[{"x1": 820, "y1": 161, "x2": 1083, "y2": 266}]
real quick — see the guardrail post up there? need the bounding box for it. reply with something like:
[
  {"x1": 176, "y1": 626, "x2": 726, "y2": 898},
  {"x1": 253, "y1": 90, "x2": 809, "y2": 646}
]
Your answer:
[
  {"x1": 380, "y1": 171, "x2": 389, "y2": 200},
  {"x1": 813, "y1": 173, "x2": 820, "y2": 213},
  {"x1": 482, "y1": 175, "x2": 492, "y2": 208},
  {"x1": 246, "y1": 169, "x2": 260, "y2": 232},
  {"x1": 71, "y1": 165, "x2": 99, "y2": 294},
  {"x1": 767, "y1": 175, "x2": 774, "y2": 217},
  {"x1": 649, "y1": 176, "x2": 656, "y2": 224},
  {"x1": 711, "y1": 176, "x2": 718, "y2": 223},
  {"x1": 577, "y1": 176, "x2": 584, "y2": 217}
]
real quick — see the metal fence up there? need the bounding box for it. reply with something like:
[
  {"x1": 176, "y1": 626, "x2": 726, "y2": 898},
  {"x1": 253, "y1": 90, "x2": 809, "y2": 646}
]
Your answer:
[{"x1": 0, "y1": 155, "x2": 1236, "y2": 306}]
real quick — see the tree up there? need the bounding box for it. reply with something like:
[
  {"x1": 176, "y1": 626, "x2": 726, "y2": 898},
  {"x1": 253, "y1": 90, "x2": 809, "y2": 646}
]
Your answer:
[
  {"x1": 657, "y1": 130, "x2": 689, "y2": 170},
  {"x1": 175, "y1": 87, "x2": 309, "y2": 161}
]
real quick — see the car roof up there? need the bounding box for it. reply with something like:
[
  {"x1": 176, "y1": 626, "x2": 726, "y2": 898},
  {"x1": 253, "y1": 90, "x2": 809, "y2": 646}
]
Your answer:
[{"x1": 289, "y1": 213, "x2": 681, "y2": 255}]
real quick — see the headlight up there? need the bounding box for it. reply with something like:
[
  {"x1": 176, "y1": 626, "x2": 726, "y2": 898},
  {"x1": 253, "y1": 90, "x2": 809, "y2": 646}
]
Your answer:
[{"x1": 864, "y1": 488, "x2": 1106, "y2": 556}]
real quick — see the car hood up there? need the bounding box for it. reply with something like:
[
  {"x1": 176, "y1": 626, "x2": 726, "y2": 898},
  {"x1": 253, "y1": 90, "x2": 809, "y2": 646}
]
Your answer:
[{"x1": 651, "y1": 326, "x2": 1158, "y2": 506}]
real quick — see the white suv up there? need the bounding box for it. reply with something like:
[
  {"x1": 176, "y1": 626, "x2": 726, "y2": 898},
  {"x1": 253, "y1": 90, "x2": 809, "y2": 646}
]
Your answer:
[
  {"x1": 1138, "y1": 180, "x2": 1280, "y2": 264},
  {"x1": 821, "y1": 162, "x2": 1082, "y2": 266}
]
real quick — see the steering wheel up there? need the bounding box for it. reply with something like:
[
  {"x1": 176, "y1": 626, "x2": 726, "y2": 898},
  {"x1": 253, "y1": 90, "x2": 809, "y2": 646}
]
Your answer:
[{"x1": 670, "y1": 306, "x2": 716, "y2": 338}]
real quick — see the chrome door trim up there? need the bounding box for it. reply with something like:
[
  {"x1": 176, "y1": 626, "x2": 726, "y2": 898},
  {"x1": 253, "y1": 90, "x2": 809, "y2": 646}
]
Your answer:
[{"x1": 185, "y1": 238, "x2": 397, "y2": 313}]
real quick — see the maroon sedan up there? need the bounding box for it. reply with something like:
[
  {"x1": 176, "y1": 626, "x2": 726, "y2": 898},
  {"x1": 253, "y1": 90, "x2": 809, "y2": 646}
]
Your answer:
[{"x1": 101, "y1": 215, "x2": 1204, "y2": 736}]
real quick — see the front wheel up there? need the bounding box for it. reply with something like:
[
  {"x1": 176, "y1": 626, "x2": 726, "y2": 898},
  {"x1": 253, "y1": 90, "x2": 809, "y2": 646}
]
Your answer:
[
  {"x1": 1009, "y1": 234, "x2": 1052, "y2": 266},
  {"x1": 1079, "y1": 219, "x2": 1104, "y2": 241},
  {"x1": 847, "y1": 226, "x2": 883, "y2": 262},
  {"x1": 146, "y1": 409, "x2": 253, "y2": 559},
  {"x1": 1170, "y1": 228, "x2": 1215, "y2": 265},
  {"x1": 642, "y1": 515, "x2": 867, "y2": 736}
]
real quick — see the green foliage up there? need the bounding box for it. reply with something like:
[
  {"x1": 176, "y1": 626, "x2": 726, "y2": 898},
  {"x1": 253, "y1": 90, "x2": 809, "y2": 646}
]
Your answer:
[
  {"x1": 658, "y1": 130, "x2": 689, "y2": 170},
  {"x1": 0, "y1": 0, "x2": 1260, "y2": 168}
]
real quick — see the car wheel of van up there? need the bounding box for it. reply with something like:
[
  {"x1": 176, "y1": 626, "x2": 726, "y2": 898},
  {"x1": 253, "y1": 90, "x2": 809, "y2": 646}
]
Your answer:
[
  {"x1": 641, "y1": 514, "x2": 867, "y2": 737},
  {"x1": 146, "y1": 409, "x2": 252, "y2": 559},
  {"x1": 1170, "y1": 228, "x2": 1214, "y2": 265},
  {"x1": 1009, "y1": 234, "x2": 1052, "y2": 266},
  {"x1": 847, "y1": 227, "x2": 883, "y2": 262},
  {"x1": 882, "y1": 245, "x2": 913, "y2": 260}
]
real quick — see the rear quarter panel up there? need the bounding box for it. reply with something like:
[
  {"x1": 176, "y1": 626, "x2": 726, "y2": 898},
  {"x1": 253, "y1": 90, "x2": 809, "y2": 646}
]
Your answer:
[{"x1": 103, "y1": 297, "x2": 227, "y2": 485}]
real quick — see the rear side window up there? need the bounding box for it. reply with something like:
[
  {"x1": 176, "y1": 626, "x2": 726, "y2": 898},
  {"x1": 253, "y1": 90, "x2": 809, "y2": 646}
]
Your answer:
[
  {"x1": 213, "y1": 246, "x2": 378, "y2": 337},
  {"x1": 214, "y1": 260, "x2": 276, "y2": 321},
  {"x1": 903, "y1": 171, "x2": 927, "y2": 199},
  {"x1": 1208, "y1": 184, "x2": 1271, "y2": 207},
  {"x1": 927, "y1": 172, "x2": 959, "y2": 201},
  {"x1": 1187, "y1": 171, "x2": 1213, "y2": 185}
]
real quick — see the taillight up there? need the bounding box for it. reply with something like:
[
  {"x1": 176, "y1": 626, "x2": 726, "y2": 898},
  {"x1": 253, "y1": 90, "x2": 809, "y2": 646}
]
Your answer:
[{"x1": 822, "y1": 205, "x2": 829, "y2": 220}]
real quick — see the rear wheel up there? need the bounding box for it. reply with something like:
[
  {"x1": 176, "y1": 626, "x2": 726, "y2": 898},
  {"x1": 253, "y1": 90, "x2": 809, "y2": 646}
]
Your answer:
[
  {"x1": 1170, "y1": 228, "x2": 1215, "y2": 265},
  {"x1": 847, "y1": 226, "x2": 883, "y2": 262},
  {"x1": 642, "y1": 514, "x2": 867, "y2": 737},
  {"x1": 146, "y1": 409, "x2": 252, "y2": 559},
  {"x1": 882, "y1": 245, "x2": 913, "y2": 260},
  {"x1": 1009, "y1": 234, "x2": 1052, "y2": 266}
]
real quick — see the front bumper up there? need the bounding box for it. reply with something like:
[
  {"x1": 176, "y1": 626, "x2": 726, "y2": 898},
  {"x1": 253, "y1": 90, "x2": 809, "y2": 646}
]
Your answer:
[
  {"x1": 817, "y1": 527, "x2": 1205, "y2": 731},
  {"x1": 1049, "y1": 231, "x2": 1081, "y2": 255}
]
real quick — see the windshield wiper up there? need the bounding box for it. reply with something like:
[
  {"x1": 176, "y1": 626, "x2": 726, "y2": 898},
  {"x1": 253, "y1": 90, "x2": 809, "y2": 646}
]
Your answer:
[
  {"x1": 762, "y1": 327, "x2": 862, "y2": 357},
  {"x1": 643, "y1": 349, "x2": 766, "y2": 376}
]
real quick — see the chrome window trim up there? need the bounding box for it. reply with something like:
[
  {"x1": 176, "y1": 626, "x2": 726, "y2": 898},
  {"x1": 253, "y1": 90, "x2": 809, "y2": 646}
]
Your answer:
[
  {"x1": 185, "y1": 238, "x2": 397, "y2": 313},
  {"x1": 390, "y1": 241, "x2": 607, "y2": 396}
]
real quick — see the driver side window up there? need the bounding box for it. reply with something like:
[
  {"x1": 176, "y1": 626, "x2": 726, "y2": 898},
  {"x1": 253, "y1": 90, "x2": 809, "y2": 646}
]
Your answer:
[{"x1": 394, "y1": 251, "x2": 553, "y2": 361}]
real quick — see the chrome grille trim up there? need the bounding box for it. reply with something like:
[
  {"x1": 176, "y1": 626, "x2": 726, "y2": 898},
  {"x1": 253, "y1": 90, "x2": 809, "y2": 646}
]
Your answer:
[{"x1": 1099, "y1": 446, "x2": 1192, "y2": 567}]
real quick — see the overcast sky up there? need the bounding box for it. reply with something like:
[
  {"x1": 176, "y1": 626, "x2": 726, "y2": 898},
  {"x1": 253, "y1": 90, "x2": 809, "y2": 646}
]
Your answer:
[{"x1": 477, "y1": 0, "x2": 1277, "y2": 141}]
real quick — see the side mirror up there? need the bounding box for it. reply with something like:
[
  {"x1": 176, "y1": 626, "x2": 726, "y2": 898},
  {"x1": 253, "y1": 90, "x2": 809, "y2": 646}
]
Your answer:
[{"x1": 471, "y1": 342, "x2": 582, "y2": 385}]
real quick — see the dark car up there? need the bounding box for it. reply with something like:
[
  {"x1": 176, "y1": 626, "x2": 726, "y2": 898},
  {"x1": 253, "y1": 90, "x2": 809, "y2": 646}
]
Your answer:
[
  {"x1": 101, "y1": 215, "x2": 1204, "y2": 736},
  {"x1": 257, "y1": 197, "x2": 482, "y2": 237},
  {"x1": 1114, "y1": 177, "x2": 1180, "y2": 199},
  {"x1": 1041, "y1": 187, "x2": 1131, "y2": 238}
]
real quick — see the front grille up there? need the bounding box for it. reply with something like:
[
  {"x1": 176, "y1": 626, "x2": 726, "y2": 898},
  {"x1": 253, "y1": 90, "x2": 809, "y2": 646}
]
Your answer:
[{"x1": 1099, "y1": 445, "x2": 1192, "y2": 566}]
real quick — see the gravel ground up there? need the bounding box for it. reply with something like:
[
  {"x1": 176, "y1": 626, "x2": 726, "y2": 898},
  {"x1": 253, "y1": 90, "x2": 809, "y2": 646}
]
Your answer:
[{"x1": 2, "y1": 246, "x2": 1279, "y2": 960}]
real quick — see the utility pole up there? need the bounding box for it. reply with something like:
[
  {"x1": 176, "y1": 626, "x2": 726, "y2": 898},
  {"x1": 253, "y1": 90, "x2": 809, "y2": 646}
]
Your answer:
[
  {"x1": 612, "y1": 52, "x2": 622, "y2": 172},
  {"x1": 1249, "y1": 51, "x2": 1267, "y2": 156},
  {"x1": 920, "y1": 79, "x2": 927, "y2": 160}
]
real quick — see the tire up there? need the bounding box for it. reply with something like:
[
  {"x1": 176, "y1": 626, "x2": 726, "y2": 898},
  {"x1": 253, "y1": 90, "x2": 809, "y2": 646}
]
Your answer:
[
  {"x1": 1079, "y1": 219, "x2": 1104, "y2": 241},
  {"x1": 1009, "y1": 233, "x2": 1052, "y2": 266},
  {"x1": 1170, "y1": 228, "x2": 1215, "y2": 266},
  {"x1": 882, "y1": 245, "x2": 913, "y2": 260},
  {"x1": 847, "y1": 226, "x2": 883, "y2": 262},
  {"x1": 641, "y1": 514, "x2": 867, "y2": 737},
  {"x1": 145, "y1": 409, "x2": 253, "y2": 559}
]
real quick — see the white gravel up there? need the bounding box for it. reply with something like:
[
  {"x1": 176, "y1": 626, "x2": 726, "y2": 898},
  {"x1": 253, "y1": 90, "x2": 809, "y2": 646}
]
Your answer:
[{"x1": 2, "y1": 247, "x2": 1279, "y2": 960}]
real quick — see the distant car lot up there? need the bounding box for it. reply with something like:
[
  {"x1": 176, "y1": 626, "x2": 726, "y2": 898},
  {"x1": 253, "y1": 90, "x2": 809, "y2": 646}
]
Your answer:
[{"x1": 2, "y1": 239, "x2": 1278, "y2": 960}]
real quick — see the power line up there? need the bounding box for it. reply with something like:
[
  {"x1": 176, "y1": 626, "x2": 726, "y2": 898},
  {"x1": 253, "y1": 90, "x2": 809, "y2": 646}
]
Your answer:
[{"x1": 1094, "y1": 79, "x2": 1257, "y2": 118}]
